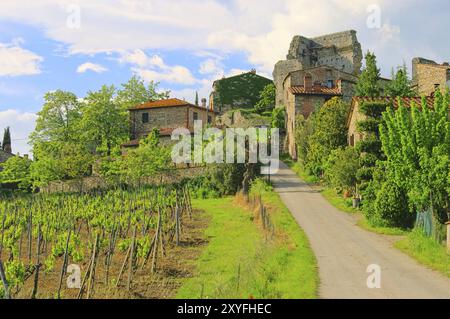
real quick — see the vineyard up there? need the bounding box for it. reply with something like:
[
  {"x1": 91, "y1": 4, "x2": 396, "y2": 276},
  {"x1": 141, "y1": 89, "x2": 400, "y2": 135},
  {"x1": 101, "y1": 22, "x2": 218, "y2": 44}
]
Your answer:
[{"x1": 0, "y1": 185, "x2": 197, "y2": 299}]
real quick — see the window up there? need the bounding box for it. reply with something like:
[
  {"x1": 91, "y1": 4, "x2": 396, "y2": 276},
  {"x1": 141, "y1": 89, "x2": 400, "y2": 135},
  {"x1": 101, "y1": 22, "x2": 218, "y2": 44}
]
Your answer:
[
  {"x1": 142, "y1": 112, "x2": 149, "y2": 123},
  {"x1": 327, "y1": 80, "x2": 334, "y2": 88},
  {"x1": 207, "y1": 115, "x2": 212, "y2": 124},
  {"x1": 193, "y1": 112, "x2": 199, "y2": 121}
]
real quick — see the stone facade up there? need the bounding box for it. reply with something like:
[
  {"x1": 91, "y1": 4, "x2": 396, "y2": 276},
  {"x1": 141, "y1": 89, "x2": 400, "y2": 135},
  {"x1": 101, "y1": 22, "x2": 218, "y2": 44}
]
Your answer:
[
  {"x1": 273, "y1": 30, "x2": 363, "y2": 159},
  {"x1": 0, "y1": 149, "x2": 14, "y2": 164},
  {"x1": 274, "y1": 30, "x2": 363, "y2": 108},
  {"x1": 123, "y1": 98, "x2": 215, "y2": 150},
  {"x1": 209, "y1": 70, "x2": 273, "y2": 113},
  {"x1": 412, "y1": 57, "x2": 450, "y2": 96}
]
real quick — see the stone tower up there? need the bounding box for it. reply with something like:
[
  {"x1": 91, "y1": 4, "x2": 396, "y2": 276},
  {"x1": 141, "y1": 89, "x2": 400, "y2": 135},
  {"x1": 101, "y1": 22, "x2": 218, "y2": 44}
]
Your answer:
[{"x1": 273, "y1": 30, "x2": 363, "y2": 107}]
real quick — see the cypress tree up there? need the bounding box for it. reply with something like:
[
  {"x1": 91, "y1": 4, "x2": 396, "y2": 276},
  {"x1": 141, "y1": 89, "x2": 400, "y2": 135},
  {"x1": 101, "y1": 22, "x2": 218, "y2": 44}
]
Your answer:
[
  {"x1": 2, "y1": 127, "x2": 11, "y2": 151},
  {"x1": 355, "y1": 51, "x2": 381, "y2": 97},
  {"x1": 195, "y1": 91, "x2": 199, "y2": 106}
]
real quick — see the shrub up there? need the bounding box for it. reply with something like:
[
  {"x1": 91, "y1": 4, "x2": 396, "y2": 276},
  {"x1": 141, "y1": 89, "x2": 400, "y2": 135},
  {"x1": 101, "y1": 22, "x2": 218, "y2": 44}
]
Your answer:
[
  {"x1": 371, "y1": 181, "x2": 413, "y2": 228},
  {"x1": 356, "y1": 118, "x2": 380, "y2": 133},
  {"x1": 324, "y1": 147, "x2": 359, "y2": 194}
]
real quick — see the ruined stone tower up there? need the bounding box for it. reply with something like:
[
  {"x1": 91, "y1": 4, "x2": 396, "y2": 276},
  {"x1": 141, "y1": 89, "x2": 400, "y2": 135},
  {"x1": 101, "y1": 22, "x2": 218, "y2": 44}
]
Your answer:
[{"x1": 273, "y1": 30, "x2": 363, "y2": 107}]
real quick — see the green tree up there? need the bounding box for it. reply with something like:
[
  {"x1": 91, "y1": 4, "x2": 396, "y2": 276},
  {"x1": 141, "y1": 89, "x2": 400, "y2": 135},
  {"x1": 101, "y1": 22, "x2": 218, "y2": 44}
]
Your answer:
[
  {"x1": 2, "y1": 127, "x2": 11, "y2": 151},
  {"x1": 30, "y1": 90, "x2": 81, "y2": 145},
  {"x1": 324, "y1": 147, "x2": 360, "y2": 194},
  {"x1": 306, "y1": 97, "x2": 349, "y2": 176},
  {"x1": 122, "y1": 129, "x2": 171, "y2": 185},
  {"x1": 379, "y1": 91, "x2": 450, "y2": 224},
  {"x1": 271, "y1": 107, "x2": 285, "y2": 130},
  {"x1": 81, "y1": 85, "x2": 128, "y2": 156},
  {"x1": 355, "y1": 101, "x2": 387, "y2": 190},
  {"x1": 295, "y1": 114, "x2": 313, "y2": 165},
  {"x1": 195, "y1": 91, "x2": 199, "y2": 106},
  {"x1": 255, "y1": 83, "x2": 276, "y2": 113},
  {"x1": 355, "y1": 51, "x2": 381, "y2": 97},
  {"x1": 386, "y1": 65, "x2": 416, "y2": 97},
  {"x1": 116, "y1": 76, "x2": 170, "y2": 110},
  {"x1": 30, "y1": 142, "x2": 93, "y2": 189},
  {"x1": 0, "y1": 155, "x2": 32, "y2": 190}
]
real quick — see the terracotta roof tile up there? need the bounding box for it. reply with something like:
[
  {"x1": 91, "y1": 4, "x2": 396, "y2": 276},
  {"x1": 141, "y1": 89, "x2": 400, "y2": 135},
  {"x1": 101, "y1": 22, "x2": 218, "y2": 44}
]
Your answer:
[
  {"x1": 289, "y1": 85, "x2": 342, "y2": 95},
  {"x1": 352, "y1": 96, "x2": 445, "y2": 109},
  {"x1": 130, "y1": 98, "x2": 190, "y2": 110}
]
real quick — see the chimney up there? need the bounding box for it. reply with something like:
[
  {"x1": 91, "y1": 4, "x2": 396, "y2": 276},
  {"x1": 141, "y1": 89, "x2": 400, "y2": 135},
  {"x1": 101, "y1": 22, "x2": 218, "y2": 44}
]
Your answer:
[
  {"x1": 304, "y1": 74, "x2": 312, "y2": 91},
  {"x1": 201, "y1": 98, "x2": 207, "y2": 108}
]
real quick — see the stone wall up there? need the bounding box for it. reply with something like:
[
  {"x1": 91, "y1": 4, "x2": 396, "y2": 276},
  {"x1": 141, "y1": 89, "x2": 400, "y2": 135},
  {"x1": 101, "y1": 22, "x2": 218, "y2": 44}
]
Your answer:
[
  {"x1": 130, "y1": 106, "x2": 214, "y2": 139},
  {"x1": 412, "y1": 58, "x2": 450, "y2": 96},
  {"x1": 273, "y1": 30, "x2": 363, "y2": 108},
  {"x1": 0, "y1": 150, "x2": 14, "y2": 169}
]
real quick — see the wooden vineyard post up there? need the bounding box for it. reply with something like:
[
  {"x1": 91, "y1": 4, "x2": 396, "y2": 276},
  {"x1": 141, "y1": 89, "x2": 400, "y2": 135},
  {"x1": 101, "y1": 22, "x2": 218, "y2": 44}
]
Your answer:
[
  {"x1": 127, "y1": 226, "x2": 137, "y2": 291},
  {"x1": 57, "y1": 229, "x2": 72, "y2": 299},
  {"x1": 175, "y1": 204, "x2": 180, "y2": 246},
  {"x1": 0, "y1": 209, "x2": 6, "y2": 257},
  {"x1": 0, "y1": 260, "x2": 10, "y2": 299},
  {"x1": 77, "y1": 233, "x2": 99, "y2": 299},
  {"x1": 116, "y1": 245, "x2": 131, "y2": 287},
  {"x1": 86, "y1": 234, "x2": 99, "y2": 299},
  {"x1": 27, "y1": 211, "x2": 32, "y2": 263},
  {"x1": 30, "y1": 223, "x2": 41, "y2": 299}
]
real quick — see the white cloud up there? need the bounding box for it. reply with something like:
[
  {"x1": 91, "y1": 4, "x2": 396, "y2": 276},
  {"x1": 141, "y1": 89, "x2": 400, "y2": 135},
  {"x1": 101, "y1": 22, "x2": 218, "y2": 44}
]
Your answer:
[
  {"x1": 134, "y1": 66, "x2": 197, "y2": 85},
  {"x1": 76, "y1": 62, "x2": 108, "y2": 73},
  {"x1": 0, "y1": 0, "x2": 442, "y2": 78},
  {"x1": 199, "y1": 58, "x2": 223, "y2": 75},
  {"x1": 0, "y1": 41, "x2": 43, "y2": 76},
  {"x1": 120, "y1": 50, "x2": 197, "y2": 85},
  {"x1": 0, "y1": 109, "x2": 37, "y2": 156}
]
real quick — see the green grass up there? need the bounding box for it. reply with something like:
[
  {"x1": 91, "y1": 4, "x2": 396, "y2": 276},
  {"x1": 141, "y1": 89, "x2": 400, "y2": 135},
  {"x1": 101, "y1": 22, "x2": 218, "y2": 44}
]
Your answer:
[
  {"x1": 320, "y1": 188, "x2": 357, "y2": 214},
  {"x1": 357, "y1": 218, "x2": 407, "y2": 236},
  {"x1": 395, "y1": 229, "x2": 450, "y2": 278},
  {"x1": 176, "y1": 196, "x2": 318, "y2": 299}
]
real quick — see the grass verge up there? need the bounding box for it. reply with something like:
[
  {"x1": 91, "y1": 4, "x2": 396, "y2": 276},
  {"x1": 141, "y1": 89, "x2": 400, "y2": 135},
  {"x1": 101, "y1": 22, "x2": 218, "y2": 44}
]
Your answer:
[
  {"x1": 176, "y1": 194, "x2": 318, "y2": 299},
  {"x1": 395, "y1": 229, "x2": 450, "y2": 278}
]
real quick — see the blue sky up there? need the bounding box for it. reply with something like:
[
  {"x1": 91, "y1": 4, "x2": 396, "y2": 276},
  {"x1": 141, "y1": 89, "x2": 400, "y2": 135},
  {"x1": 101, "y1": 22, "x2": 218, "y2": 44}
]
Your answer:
[{"x1": 0, "y1": 0, "x2": 449, "y2": 156}]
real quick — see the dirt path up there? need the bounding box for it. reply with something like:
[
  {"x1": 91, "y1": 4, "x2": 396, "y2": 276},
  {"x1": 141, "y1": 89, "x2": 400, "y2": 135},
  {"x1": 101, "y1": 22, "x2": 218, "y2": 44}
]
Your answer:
[{"x1": 272, "y1": 162, "x2": 450, "y2": 299}]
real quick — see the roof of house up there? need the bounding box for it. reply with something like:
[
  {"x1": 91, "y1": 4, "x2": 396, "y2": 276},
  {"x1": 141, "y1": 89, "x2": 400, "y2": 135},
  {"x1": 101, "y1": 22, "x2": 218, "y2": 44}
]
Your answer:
[
  {"x1": 129, "y1": 98, "x2": 215, "y2": 112},
  {"x1": 419, "y1": 62, "x2": 450, "y2": 70},
  {"x1": 129, "y1": 98, "x2": 190, "y2": 110},
  {"x1": 289, "y1": 84, "x2": 342, "y2": 96}
]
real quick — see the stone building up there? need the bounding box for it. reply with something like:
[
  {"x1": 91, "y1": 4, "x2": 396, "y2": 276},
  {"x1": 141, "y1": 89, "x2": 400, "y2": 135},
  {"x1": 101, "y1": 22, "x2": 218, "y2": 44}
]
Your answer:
[
  {"x1": 283, "y1": 67, "x2": 359, "y2": 158},
  {"x1": 0, "y1": 138, "x2": 14, "y2": 171},
  {"x1": 346, "y1": 96, "x2": 450, "y2": 147},
  {"x1": 412, "y1": 57, "x2": 450, "y2": 96},
  {"x1": 209, "y1": 70, "x2": 273, "y2": 113},
  {"x1": 122, "y1": 98, "x2": 215, "y2": 150},
  {"x1": 274, "y1": 30, "x2": 363, "y2": 109},
  {"x1": 274, "y1": 30, "x2": 363, "y2": 159},
  {"x1": 0, "y1": 149, "x2": 14, "y2": 166}
]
